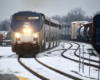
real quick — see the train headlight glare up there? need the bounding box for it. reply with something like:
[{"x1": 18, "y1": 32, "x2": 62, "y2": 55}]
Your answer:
[
  {"x1": 34, "y1": 34, "x2": 38, "y2": 38},
  {"x1": 23, "y1": 29, "x2": 27, "y2": 33},
  {"x1": 23, "y1": 29, "x2": 31, "y2": 33},
  {"x1": 15, "y1": 33, "x2": 20, "y2": 38},
  {"x1": 27, "y1": 29, "x2": 31, "y2": 33}
]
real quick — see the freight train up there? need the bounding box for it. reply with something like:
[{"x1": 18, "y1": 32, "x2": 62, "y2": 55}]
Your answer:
[
  {"x1": 0, "y1": 34, "x2": 3, "y2": 45},
  {"x1": 71, "y1": 21, "x2": 89, "y2": 41},
  {"x1": 92, "y1": 14, "x2": 100, "y2": 52},
  {"x1": 76, "y1": 22, "x2": 92, "y2": 43},
  {"x1": 61, "y1": 21, "x2": 89, "y2": 42},
  {"x1": 11, "y1": 11, "x2": 61, "y2": 56},
  {"x1": 61, "y1": 24, "x2": 71, "y2": 40},
  {"x1": 61, "y1": 14, "x2": 100, "y2": 53},
  {"x1": 0, "y1": 31, "x2": 11, "y2": 45},
  {"x1": 0, "y1": 31, "x2": 11, "y2": 40}
]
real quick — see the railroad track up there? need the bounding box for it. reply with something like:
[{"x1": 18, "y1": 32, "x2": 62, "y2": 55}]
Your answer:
[
  {"x1": 61, "y1": 41, "x2": 100, "y2": 69},
  {"x1": 18, "y1": 43, "x2": 82, "y2": 80},
  {"x1": 74, "y1": 43, "x2": 100, "y2": 64},
  {"x1": 18, "y1": 57, "x2": 49, "y2": 80},
  {"x1": 35, "y1": 43, "x2": 83, "y2": 80},
  {"x1": 17, "y1": 41, "x2": 99, "y2": 80}
]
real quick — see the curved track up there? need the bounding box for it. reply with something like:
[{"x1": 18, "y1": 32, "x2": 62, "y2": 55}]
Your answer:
[
  {"x1": 18, "y1": 57, "x2": 49, "y2": 80},
  {"x1": 35, "y1": 43, "x2": 83, "y2": 80},
  {"x1": 74, "y1": 43, "x2": 100, "y2": 64},
  {"x1": 17, "y1": 43, "x2": 82, "y2": 80},
  {"x1": 18, "y1": 43, "x2": 82, "y2": 80},
  {"x1": 61, "y1": 41, "x2": 100, "y2": 69},
  {"x1": 17, "y1": 41, "x2": 100, "y2": 80}
]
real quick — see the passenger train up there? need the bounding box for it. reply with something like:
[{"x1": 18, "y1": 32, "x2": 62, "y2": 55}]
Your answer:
[{"x1": 11, "y1": 11, "x2": 61, "y2": 56}]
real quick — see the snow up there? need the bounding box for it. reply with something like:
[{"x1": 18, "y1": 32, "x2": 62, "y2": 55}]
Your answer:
[
  {"x1": 63, "y1": 43, "x2": 99, "y2": 65},
  {"x1": 21, "y1": 58, "x2": 72, "y2": 80},
  {"x1": 0, "y1": 59, "x2": 40, "y2": 80},
  {"x1": 0, "y1": 41, "x2": 100, "y2": 80},
  {"x1": 0, "y1": 47, "x2": 15, "y2": 56}
]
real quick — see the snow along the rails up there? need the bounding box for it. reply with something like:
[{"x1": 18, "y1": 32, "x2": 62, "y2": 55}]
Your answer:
[
  {"x1": 0, "y1": 42, "x2": 99, "y2": 80},
  {"x1": 36, "y1": 42, "x2": 99, "y2": 80}
]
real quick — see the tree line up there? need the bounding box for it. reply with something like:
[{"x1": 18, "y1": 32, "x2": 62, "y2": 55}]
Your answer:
[
  {"x1": 0, "y1": 20, "x2": 11, "y2": 31},
  {"x1": 0, "y1": 8, "x2": 100, "y2": 31},
  {"x1": 52, "y1": 8, "x2": 100, "y2": 24}
]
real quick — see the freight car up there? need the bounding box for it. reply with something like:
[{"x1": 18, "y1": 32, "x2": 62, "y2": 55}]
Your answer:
[
  {"x1": 11, "y1": 11, "x2": 61, "y2": 56},
  {"x1": 79, "y1": 22, "x2": 92, "y2": 43},
  {"x1": 61, "y1": 24, "x2": 71, "y2": 40},
  {"x1": 71, "y1": 21, "x2": 88, "y2": 41},
  {"x1": 61, "y1": 16, "x2": 100, "y2": 53},
  {"x1": 0, "y1": 34, "x2": 3, "y2": 45},
  {"x1": 0, "y1": 31, "x2": 11, "y2": 45},
  {"x1": 0, "y1": 31, "x2": 11, "y2": 40},
  {"x1": 61, "y1": 21, "x2": 92, "y2": 43},
  {"x1": 92, "y1": 14, "x2": 100, "y2": 52},
  {"x1": 61, "y1": 24, "x2": 67, "y2": 40}
]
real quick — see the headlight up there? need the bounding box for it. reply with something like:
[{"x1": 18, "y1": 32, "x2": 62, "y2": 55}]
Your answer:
[
  {"x1": 23, "y1": 28, "x2": 31, "y2": 33},
  {"x1": 15, "y1": 33, "x2": 20, "y2": 38},
  {"x1": 34, "y1": 34, "x2": 38, "y2": 38},
  {"x1": 27, "y1": 29, "x2": 31, "y2": 33},
  {"x1": 23, "y1": 29, "x2": 27, "y2": 33}
]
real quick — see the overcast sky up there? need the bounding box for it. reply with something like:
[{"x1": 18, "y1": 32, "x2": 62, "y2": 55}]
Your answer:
[{"x1": 0, "y1": 0, "x2": 100, "y2": 21}]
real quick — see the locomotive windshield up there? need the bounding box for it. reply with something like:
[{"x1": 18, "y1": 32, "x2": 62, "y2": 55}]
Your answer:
[
  {"x1": 28, "y1": 16, "x2": 39, "y2": 20},
  {"x1": 15, "y1": 16, "x2": 39, "y2": 20},
  {"x1": 15, "y1": 16, "x2": 26, "y2": 20},
  {"x1": 11, "y1": 12, "x2": 43, "y2": 32}
]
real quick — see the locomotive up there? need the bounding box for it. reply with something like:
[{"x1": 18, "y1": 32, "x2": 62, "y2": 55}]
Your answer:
[{"x1": 11, "y1": 11, "x2": 61, "y2": 56}]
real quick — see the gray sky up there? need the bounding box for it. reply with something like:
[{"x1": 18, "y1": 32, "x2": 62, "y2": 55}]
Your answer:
[{"x1": 0, "y1": 0, "x2": 100, "y2": 21}]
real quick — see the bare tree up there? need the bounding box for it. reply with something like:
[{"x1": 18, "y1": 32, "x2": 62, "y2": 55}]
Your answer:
[
  {"x1": 84, "y1": 15, "x2": 93, "y2": 22},
  {"x1": 52, "y1": 8, "x2": 94, "y2": 24},
  {"x1": 0, "y1": 20, "x2": 11, "y2": 31},
  {"x1": 64, "y1": 8, "x2": 86, "y2": 24},
  {"x1": 52, "y1": 15, "x2": 62, "y2": 23}
]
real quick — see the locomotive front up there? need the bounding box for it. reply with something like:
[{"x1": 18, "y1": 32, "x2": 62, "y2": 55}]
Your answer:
[{"x1": 11, "y1": 11, "x2": 43, "y2": 55}]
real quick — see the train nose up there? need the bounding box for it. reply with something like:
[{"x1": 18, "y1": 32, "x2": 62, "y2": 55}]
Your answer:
[
  {"x1": 23, "y1": 45, "x2": 29, "y2": 50},
  {"x1": 22, "y1": 44, "x2": 30, "y2": 51}
]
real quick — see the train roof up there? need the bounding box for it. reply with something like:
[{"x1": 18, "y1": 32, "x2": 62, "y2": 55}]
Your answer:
[
  {"x1": 12, "y1": 11, "x2": 60, "y2": 24},
  {"x1": 0, "y1": 34, "x2": 3, "y2": 36},
  {"x1": 94, "y1": 14, "x2": 100, "y2": 17},
  {"x1": 50, "y1": 18, "x2": 59, "y2": 24},
  {"x1": 0, "y1": 31, "x2": 9, "y2": 34},
  {"x1": 41, "y1": 13, "x2": 59, "y2": 24},
  {"x1": 84, "y1": 22, "x2": 92, "y2": 25},
  {"x1": 71, "y1": 21, "x2": 88, "y2": 24},
  {"x1": 14, "y1": 11, "x2": 36, "y2": 14}
]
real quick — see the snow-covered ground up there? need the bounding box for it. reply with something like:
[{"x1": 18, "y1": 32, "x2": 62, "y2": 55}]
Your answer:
[
  {"x1": 0, "y1": 41, "x2": 100, "y2": 80},
  {"x1": 63, "y1": 43, "x2": 99, "y2": 65}
]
